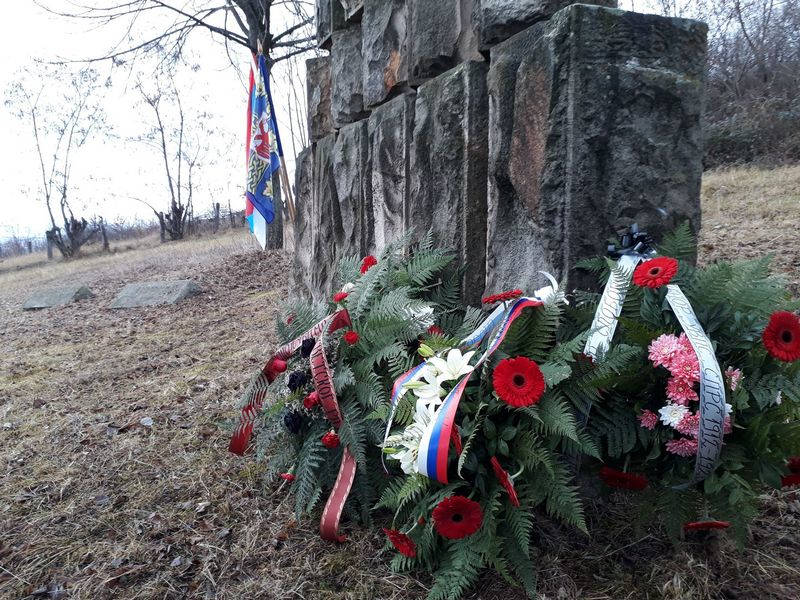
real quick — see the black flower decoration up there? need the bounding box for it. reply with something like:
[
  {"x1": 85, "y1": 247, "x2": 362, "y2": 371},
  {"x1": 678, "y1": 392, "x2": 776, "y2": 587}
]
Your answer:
[
  {"x1": 301, "y1": 338, "x2": 316, "y2": 358},
  {"x1": 283, "y1": 410, "x2": 303, "y2": 434},
  {"x1": 287, "y1": 370, "x2": 309, "y2": 392}
]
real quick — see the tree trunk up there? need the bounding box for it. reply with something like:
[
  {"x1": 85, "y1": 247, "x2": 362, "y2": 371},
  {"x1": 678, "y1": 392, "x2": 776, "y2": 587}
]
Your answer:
[
  {"x1": 27, "y1": 240, "x2": 33, "y2": 254},
  {"x1": 47, "y1": 238, "x2": 53, "y2": 260},
  {"x1": 266, "y1": 171, "x2": 283, "y2": 250},
  {"x1": 228, "y1": 198, "x2": 237, "y2": 228},
  {"x1": 159, "y1": 212, "x2": 167, "y2": 242},
  {"x1": 213, "y1": 202, "x2": 220, "y2": 233},
  {"x1": 100, "y1": 218, "x2": 110, "y2": 252}
]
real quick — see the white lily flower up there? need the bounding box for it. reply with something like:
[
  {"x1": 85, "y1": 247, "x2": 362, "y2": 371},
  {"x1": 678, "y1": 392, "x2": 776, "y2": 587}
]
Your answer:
[
  {"x1": 428, "y1": 348, "x2": 476, "y2": 383},
  {"x1": 412, "y1": 366, "x2": 445, "y2": 408},
  {"x1": 385, "y1": 402, "x2": 435, "y2": 475},
  {"x1": 341, "y1": 282, "x2": 355, "y2": 293}
]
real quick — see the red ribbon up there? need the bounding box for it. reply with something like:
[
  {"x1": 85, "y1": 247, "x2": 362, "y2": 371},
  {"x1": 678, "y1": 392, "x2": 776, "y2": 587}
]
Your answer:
[{"x1": 229, "y1": 309, "x2": 355, "y2": 542}]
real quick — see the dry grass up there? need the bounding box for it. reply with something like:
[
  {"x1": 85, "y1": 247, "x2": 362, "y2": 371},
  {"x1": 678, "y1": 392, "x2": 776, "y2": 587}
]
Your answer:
[{"x1": 2, "y1": 166, "x2": 800, "y2": 599}]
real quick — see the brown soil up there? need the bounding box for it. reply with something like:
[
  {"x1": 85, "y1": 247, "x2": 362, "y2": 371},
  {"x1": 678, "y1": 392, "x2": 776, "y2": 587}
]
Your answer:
[{"x1": 2, "y1": 166, "x2": 800, "y2": 599}]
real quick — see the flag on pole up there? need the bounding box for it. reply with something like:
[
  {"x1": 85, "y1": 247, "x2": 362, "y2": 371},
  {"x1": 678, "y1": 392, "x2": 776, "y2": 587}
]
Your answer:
[{"x1": 244, "y1": 54, "x2": 282, "y2": 249}]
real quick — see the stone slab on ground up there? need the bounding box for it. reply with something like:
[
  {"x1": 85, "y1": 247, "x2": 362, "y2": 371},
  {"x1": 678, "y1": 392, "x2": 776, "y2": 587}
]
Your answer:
[
  {"x1": 23, "y1": 285, "x2": 94, "y2": 310},
  {"x1": 110, "y1": 280, "x2": 202, "y2": 309}
]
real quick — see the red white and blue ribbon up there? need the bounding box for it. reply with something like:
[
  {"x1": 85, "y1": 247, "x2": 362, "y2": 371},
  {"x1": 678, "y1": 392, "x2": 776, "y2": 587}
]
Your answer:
[
  {"x1": 229, "y1": 309, "x2": 355, "y2": 542},
  {"x1": 383, "y1": 275, "x2": 560, "y2": 484}
]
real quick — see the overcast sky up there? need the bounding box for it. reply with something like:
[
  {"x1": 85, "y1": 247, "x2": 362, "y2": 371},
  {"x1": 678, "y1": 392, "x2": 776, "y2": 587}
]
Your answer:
[{"x1": 0, "y1": 1, "x2": 310, "y2": 241}]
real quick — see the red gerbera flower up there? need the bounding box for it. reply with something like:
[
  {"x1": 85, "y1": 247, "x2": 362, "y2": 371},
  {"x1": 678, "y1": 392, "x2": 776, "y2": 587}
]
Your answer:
[
  {"x1": 344, "y1": 330, "x2": 360, "y2": 345},
  {"x1": 781, "y1": 473, "x2": 800, "y2": 488},
  {"x1": 321, "y1": 431, "x2": 340, "y2": 448},
  {"x1": 598, "y1": 466, "x2": 649, "y2": 491},
  {"x1": 432, "y1": 495, "x2": 483, "y2": 539},
  {"x1": 788, "y1": 457, "x2": 800, "y2": 474},
  {"x1": 383, "y1": 528, "x2": 416, "y2": 557},
  {"x1": 683, "y1": 520, "x2": 730, "y2": 531},
  {"x1": 632, "y1": 257, "x2": 679, "y2": 289},
  {"x1": 762, "y1": 311, "x2": 800, "y2": 362},
  {"x1": 279, "y1": 473, "x2": 295, "y2": 482},
  {"x1": 360, "y1": 255, "x2": 378, "y2": 274},
  {"x1": 333, "y1": 291, "x2": 348, "y2": 303},
  {"x1": 490, "y1": 457, "x2": 520, "y2": 507},
  {"x1": 482, "y1": 289, "x2": 524, "y2": 305},
  {"x1": 427, "y1": 325, "x2": 444, "y2": 336},
  {"x1": 493, "y1": 357, "x2": 546, "y2": 408},
  {"x1": 303, "y1": 391, "x2": 319, "y2": 410}
]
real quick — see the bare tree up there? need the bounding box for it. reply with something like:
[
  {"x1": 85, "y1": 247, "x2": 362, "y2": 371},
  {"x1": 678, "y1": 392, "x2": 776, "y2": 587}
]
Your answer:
[
  {"x1": 5, "y1": 66, "x2": 109, "y2": 259},
  {"x1": 42, "y1": 1, "x2": 316, "y2": 68}
]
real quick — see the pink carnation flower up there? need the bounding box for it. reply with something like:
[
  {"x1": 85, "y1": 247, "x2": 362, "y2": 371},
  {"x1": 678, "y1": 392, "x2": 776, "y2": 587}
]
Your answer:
[
  {"x1": 675, "y1": 413, "x2": 700, "y2": 437},
  {"x1": 725, "y1": 367, "x2": 743, "y2": 391},
  {"x1": 648, "y1": 334, "x2": 682, "y2": 369},
  {"x1": 723, "y1": 416, "x2": 732, "y2": 434},
  {"x1": 669, "y1": 351, "x2": 700, "y2": 383},
  {"x1": 666, "y1": 437, "x2": 698, "y2": 457},
  {"x1": 666, "y1": 376, "x2": 698, "y2": 405},
  {"x1": 638, "y1": 409, "x2": 659, "y2": 430}
]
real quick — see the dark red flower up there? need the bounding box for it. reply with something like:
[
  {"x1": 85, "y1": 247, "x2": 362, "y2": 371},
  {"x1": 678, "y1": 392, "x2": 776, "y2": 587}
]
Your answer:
[
  {"x1": 427, "y1": 325, "x2": 444, "y2": 336},
  {"x1": 417, "y1": 516, "x2": 426, "y2": 526},
  {"x1": 482, "y1": 289, "x2": 523, "y2": 305},
  {"x1": 450, "y1": 426, "x2": 462, "y2": 455},
  {"x1": 683, "y1": 520, "x2": 730, "y2": 531},
  {"x1": 762, "y1": 311, "x2": 800, "y2": 362},
  {"x1": 490, "y1": 457, "x2": 520, "y2": 507},
  {"x1": 632, "y1": 257, "x2": 679, "y2": 289},
  {"x1": 333, "y1": 291, "x2": 348, "y2": 303},
  {"x1": 432, "y1": 495, "x2": 483, "y2": 539},
  {"x1": 360, "y1": 255, "x2": 378, "y2": 274},
  {"x1": 598, "y1": 466, "x2": 649, "y2": 491},
  {"x1": 287, "y1": 315, "x2": 295, "y2": 324},
  {"x1": 788, "y1": 457, "x2": 800, "y2": 474},
  {"x1": 383, "y1": 528, "x2": 417, "y2": 557},
  {"x1": 266, "y1": 358, "x2": 288, "y2": 379},
  {"x1": 493, "y1": 357, "x2": 546, "y2": 408},
  {"x1": 781, "y1": 473, "x2": 800, "y2": 488},
  {"x1": 279, "y1": 473, "x2": 295, "y2": 482},
  {"x1": 344, "y1": 330, "x2": 360, "y2": 345},
  {"x1": 303, "y1": 391, "x2": 319, "y2": 410},
  {"x1": 321, "y1": 431, "x2": 340, "y2": 449}
]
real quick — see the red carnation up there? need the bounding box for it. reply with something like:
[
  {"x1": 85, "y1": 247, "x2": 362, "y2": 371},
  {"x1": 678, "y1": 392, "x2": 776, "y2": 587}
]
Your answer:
[
  {"x1": 490, "y1": 457, "x2": 520, "y2": 507},
  {"x1": 450, "y1": 426, "x2": 462, "y2": 455},
  {"x1": 360, "y1": 255, "x2": 378, "y2": 274},
  {"x1": 788, "y1": 457, "x2": 800, "y2": 473},
  {"x1": 279, "y1": 473, "x2": 295, "y2": 482},
  {"x1": 762, "y1": 311, "x2": 800, "y2": 362},
  {"x1": 383, "y1": 528, "x2": 417, "y2": 558},
  {"x1": 321, "y1": 431, "x2": 340, "y2": 449},
  {"x1": 598, "y1": 466, "x2": 648, "y2": 491},
  {"x1": 267, "y1": 358, "x2": 288, "y2": 377},
  {"x1": 683, "y1": 520, "x2": 730, "y2": 531},
  {"x1": 303, "y1": 391, "x2": 319, "y2": 410},
  {"x1": 333, "y1": 291, "x2": 348, "y2": 303},
  {"x1": 782, "y1": 473, "x2": 800, "y2": 488},
  {"x1": 344, "y1": 330, "x2": 360, "y2": 345},
  {"x1": 432, "y1": 495, "x2": 483, "y2": 539},
  {"x1": 427, "y1": 325, "x2": 444, "y2": 336},
  {"x1": 493, "y1": 357, "x2": 546, "y2": 408},
  {"x1": 417, "y1": 516, "x2": 426, "y2": 526},
  {"x1": 287, "y1": 315, "x2": 295, "y2": 324},
  {"x1": 632, "y1": 257, "x2": 679, "y2": 289},
  {"x1": 482, "y1": 289, "x2": 523, "y2": 305}
]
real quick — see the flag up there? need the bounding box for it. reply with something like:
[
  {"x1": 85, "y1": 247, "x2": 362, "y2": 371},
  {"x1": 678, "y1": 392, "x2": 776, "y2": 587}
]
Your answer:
[{"x1": 245, "y1": 54, "x2": 282, "y2": 249}]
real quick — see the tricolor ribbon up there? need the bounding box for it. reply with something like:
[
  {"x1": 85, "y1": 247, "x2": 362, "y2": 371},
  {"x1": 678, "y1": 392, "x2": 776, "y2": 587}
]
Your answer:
[
  {"x1": 583, "y1": 227, "x2": 725, "y2": 486},
  {"x1": 229, "y1": 309, "x2": 355, "y2": 542},
  {"x1": 384, "y1": 275, "x2": 560, "y2": 484}
]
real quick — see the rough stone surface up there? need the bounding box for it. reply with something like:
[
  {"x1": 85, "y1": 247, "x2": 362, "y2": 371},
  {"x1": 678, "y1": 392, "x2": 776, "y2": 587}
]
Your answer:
[
  {"x1": 408, "y1": 0, "x2": 460, "y2": 83},
  {"x1": 110, "y1": 280, "x2": 202, "y2": 309},
  {"x1": 307, "y1": 57, "x2": 333, "y2": 141},
  {"x1": 485, "y1": 4, "x2": 707, "y2": 294},
  {"x1": 362, "y1": 0, "x2": 409, "y2": 108},
  {"x1": 340, "y1": 0, "x2": 363, "y2": 21},
  {"x1": 310, "y1": 134, "x2": 339, "y2": 301},
  {"x1": 292, "y1": 147, "x2": 314, "y2": 298},
  {"x1": 316, "y1": 0, "x2": 345, "y2": 49},
  {"x1": 410, "y1": 62, "x2": 489, "y2": 304},
  {"x1": 477, "y1": 0, "x2": 617, "y2": 49},
  {"x1": 331, "y1": 23, "x2": 368, "y2": 126},
  {"x1": 368, "y1": 92, "x2": 415, "y2": 252},
  {"x1": 334, "y1": 120, "x2": 372, "y2": 258},
  {"x1": 23, "y1": 285, "x2": 94, "y2": 310}
]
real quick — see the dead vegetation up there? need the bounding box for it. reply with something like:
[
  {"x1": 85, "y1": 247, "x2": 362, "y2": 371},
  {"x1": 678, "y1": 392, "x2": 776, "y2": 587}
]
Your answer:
[{"x1": 2, "y1": 167, "x2": 800, "y2": 599}]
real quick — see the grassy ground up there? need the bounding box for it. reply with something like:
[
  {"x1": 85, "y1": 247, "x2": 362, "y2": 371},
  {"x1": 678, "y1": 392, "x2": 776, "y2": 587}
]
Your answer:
[{"x1": 2, "y1": 166, "x2": 800, "y2": 599}]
